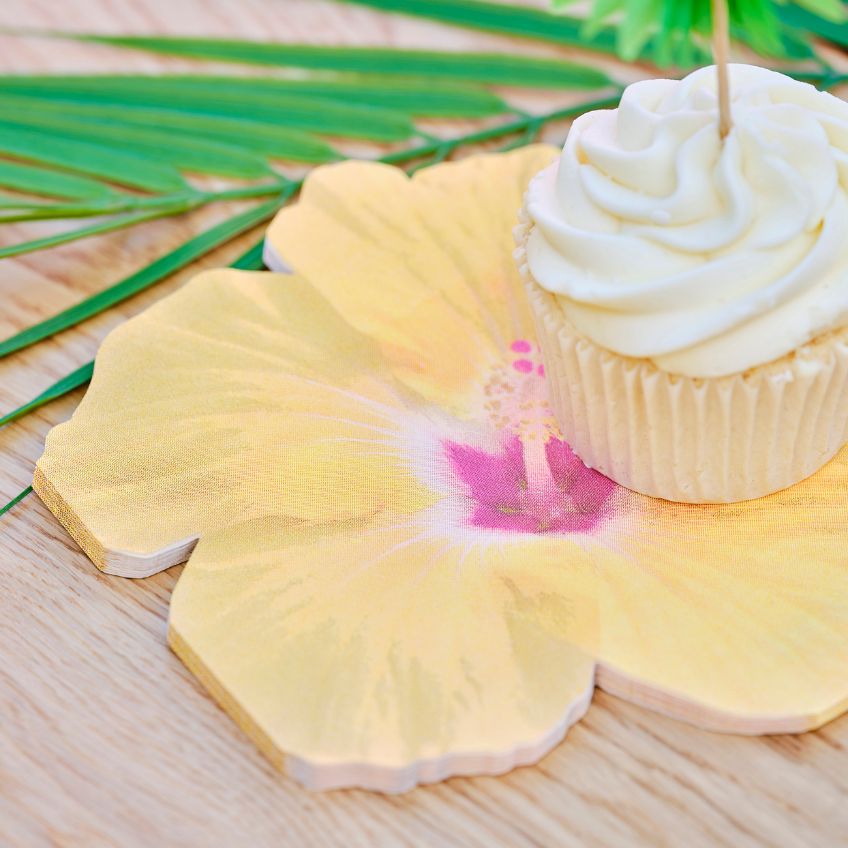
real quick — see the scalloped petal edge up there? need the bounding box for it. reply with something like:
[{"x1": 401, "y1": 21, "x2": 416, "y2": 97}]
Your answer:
[
  {"x1": 33, "y1": 465, "x2": 198, "y2": 578},
  {"x1": 169, "y1": 620, "x2": 595, "y2": 794}
]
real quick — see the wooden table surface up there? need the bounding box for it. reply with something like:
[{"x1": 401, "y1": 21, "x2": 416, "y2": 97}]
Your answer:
[{"x1": 1, "y1": 2, "x2": 847, "y2": 846}]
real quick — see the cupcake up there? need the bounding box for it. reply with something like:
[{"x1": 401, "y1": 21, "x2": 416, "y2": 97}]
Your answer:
[{"x1": 516, "y1": 64, "x2": 848, "y2": 503}]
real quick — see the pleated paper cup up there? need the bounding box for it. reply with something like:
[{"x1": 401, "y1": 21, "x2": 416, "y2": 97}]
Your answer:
[{"x1": 514, "y1": 209, "x2": 848, "y2": 503}]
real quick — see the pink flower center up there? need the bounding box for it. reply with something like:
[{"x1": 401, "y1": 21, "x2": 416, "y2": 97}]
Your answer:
[
  {"x1": 444, "y1": 339, "x2": 617, "y2": 535},
  {"x1": 444, "y1": 435, "x2": 616, "y2": 535}
]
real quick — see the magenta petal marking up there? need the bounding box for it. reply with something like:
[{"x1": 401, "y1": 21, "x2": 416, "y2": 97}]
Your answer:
[
  {"x1": 510, "y1": 339, "x2": 532, "y2": 353},
  {"x1": 444, "y1": 435, "x2": 616, "y2": 536},
  {"x1": 445, "y1": 436, "x2": 527, "y2": 511},
  {"x1": 545, "y1": 437, "x2": 617, "y2": 511},
  {"x1": 544, "y1": 437, "x2": 582, "y2": 486}
]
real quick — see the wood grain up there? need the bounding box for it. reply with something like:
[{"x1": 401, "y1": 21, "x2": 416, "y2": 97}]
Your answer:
[{"x1": 1, "y1": 1, "x2": 847, "y2": 845}]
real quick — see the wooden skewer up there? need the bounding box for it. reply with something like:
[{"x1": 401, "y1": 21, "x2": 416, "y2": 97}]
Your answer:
[{"x1": 711, "y1": 0, "x2": 732, "y2": 138}]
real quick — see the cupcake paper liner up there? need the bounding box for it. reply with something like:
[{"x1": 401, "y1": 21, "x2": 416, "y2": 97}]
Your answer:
[{"x1": 515, "y1": 209, "x2": 848, "y2": 503}]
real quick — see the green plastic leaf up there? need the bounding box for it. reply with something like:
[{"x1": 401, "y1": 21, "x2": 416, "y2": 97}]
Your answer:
[
  {"x1": 345, "y1": 0, "x2": 813, "y2": 64},
  {"x1": 0, "y1": 197, "x2": 281, "y2": 358},
  {"x1": 654, "y1": 0, "x2": 694, "y2": 66},
  {"x1": 33, "y1": 38, "x2": 613, "y2": 91},
  {"x1": 0, "y1": 160, "x2": 116, "y2": 201},
  {"x1": 582, "y1": 0, "x2": 624, "y2": 38},
  {"x1": 0, "y1": 114, "x2": 274, "y2": 179},
  {"x1": 736, "y1": 0, "x2": 786, "y2": 57},
  {"x1": 0, "y1": 124, "x2": 187, "y2": 193},
  {"x1": 0, "y1": 73, "x2": 506, "y2": 118},
  {"x1": 564, "y1": 0, "x2": 803, "y2": 62},
  {"x1": 619, "y1": 0, "x2": 663, "y2": 60},
  {"x1": 0, "y1": 88, "x2": 414, "y2": 143}
]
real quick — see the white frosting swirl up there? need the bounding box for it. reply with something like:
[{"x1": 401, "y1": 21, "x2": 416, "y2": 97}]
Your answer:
[{"x1": 526, "y1": 64, "x2": 848, "y2": 377}]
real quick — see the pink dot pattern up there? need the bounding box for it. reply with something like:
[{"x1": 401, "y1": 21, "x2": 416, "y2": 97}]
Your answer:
[{"x1": 510, "y1": 339, "x2": 542, "y2": 375}]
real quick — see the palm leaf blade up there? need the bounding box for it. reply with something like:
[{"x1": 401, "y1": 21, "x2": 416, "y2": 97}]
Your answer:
[
  {"x1": 778, "y1": 3, "x2": 848, "y2": 48},
  {"x1": 0, "y1": 361, "x2": 94, "y2": 430},
  {"x1": 0, "y1": 202, "x2": 199, "y2": 260},
  {"x1": 337, "y1": 0, "x2": 617, "y2": 48},
  {"x1": 0, "y1": 198, "x2": 280, "y2": 358},
  {"x1": 0, "y1": 92, "x2": 415, "y2": 142},
  {"x1": 0, "y1": 73, "x2": 506, "y2": 117},
  {"x1": 0, "y1": 114, "x2": 275, "y2": 178},
  {"x1": 0, "y1": 125, "x2": 187, "y2": 193},
  {"x1": 0, "y1": 486, "x2": 33, "y2": 518},
  {"x1": 38, "y1": 37, "x2": 613, "y2": 90},
  {"x1": 0, "y1": 160, "x2": 117, "y2": 201}
]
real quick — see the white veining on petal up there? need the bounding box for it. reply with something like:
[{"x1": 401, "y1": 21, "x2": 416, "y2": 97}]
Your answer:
[{"x1": 526, "y1": 64, "x2": 848, "y2": 377}]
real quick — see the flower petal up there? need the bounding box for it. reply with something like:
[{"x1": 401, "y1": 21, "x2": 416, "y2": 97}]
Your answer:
[
  {"x1": 265, "y1": 146, "x2": 558, "y2": 412},
  {"x1": 528, "y1": 464, "x2": 848, "y2": 732},
  {"x1": 35, "y1": 269, "x2": 434, "y2": 576},
  {"x1": 169, "y1": 515, "x2": 597, "y2": 793}
]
